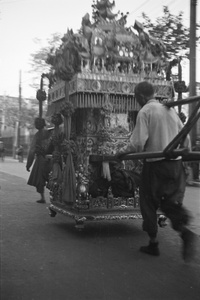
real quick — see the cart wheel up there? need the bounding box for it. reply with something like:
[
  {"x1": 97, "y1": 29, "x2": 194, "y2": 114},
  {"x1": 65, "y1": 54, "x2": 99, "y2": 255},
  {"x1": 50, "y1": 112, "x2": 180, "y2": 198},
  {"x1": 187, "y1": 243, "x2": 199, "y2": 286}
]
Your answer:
[
  {"x1": 49, "y1": 208, "x2": 57, "y2": 217},
  {"x1": 75, "y1": 220, "x2": 85, "y2": 231}
]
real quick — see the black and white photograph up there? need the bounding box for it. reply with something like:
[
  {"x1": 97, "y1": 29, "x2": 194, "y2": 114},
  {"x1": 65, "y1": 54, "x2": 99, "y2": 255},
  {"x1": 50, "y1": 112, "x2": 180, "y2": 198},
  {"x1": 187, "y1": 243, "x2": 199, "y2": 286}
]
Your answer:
[{"x1": 0, "y1": 0, "x2": 200, "y2": 299}]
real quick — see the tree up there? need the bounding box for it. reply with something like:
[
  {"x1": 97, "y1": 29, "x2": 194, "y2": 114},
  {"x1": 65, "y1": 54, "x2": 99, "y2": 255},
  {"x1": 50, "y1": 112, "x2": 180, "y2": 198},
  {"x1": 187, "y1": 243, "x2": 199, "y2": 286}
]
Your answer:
[
  {"x1": 3, "y1": 97, "x2": 39, "y2": 129},
  {"x1": 29, "y1": 33, "x2": 62, "y2": 90},
  {"x1": 21, "y1": 103, "x2": 39, "y2": 129},
  {"x1": 141, "y1": 6, "x2": 200, "y2": 60}
]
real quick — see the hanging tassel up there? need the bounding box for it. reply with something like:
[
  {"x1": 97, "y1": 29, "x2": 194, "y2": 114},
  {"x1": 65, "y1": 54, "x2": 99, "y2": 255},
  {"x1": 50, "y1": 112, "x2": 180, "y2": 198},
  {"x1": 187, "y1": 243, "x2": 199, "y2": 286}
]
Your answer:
[{"x1": 102, "y1": 161, "x2": 111, "y2": 181}]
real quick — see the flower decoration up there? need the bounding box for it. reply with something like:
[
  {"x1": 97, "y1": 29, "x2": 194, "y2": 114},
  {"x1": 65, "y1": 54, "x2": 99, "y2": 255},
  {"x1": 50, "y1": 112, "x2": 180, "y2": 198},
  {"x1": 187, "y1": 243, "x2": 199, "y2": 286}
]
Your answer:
[
  {"x1": 97, "y1": 141, "x2": 115, "y2": 155},
  {"x1": 61, "y1": 139, "x2": 78, "y2": 156},
  {"x1": 101, "y1": 95, "x2": 113, "y2": 117},
  {"x1": 34, "y1": 118, "x2": 46, "y2": 130},
  {"x1": 60, "y1": 102, "x2": 74, "y2": 117},
  {"x1": 36, "y1": 89, "x2": 47, "y2": 102},
  {"x1": 97, "y1": 128, "x2": 112, "y2": 143},
  {"x1": 61, "y1": 138, "x2": 79, "y2": 167},
  {"x1": 61, "y1": 139, "x2": 71, "y2": 155},
  {"x1": 51, "y1": 113, "x2": 63, "y2": 126},
  {"x1": 100, "y1": 107, "x2": 111, "y2": 118},
  {"x1": 75, "y1": 164, "x2": 90, "y2": 197}
]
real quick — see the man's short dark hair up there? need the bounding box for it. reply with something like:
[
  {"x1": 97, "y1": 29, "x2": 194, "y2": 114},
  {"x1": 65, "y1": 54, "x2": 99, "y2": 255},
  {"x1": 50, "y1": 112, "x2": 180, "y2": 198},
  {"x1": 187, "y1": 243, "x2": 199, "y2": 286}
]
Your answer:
[{"x1": 134, "y1": 81, "x2": 155, "y2": 98}]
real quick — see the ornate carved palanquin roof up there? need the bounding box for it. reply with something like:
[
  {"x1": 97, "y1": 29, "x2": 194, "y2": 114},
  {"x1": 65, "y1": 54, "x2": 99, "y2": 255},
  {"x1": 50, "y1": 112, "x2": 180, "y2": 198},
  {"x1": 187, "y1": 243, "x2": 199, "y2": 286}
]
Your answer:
[{"x1": 47, "y1": 1, "x2": 174, "y2": 115}]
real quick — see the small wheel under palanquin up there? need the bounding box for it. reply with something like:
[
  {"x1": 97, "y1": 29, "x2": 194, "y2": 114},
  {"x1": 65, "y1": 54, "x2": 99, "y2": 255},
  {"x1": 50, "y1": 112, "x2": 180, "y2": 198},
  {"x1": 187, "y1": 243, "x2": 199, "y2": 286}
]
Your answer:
[
  {"x1": 75, "y1": 217, "x2": 86, "y2": 231},
  {"x1": 158, "y1": 215, "x2": 167, "y2": 227},
  {"x1": 49, "y1": 207, "x2": 57, "y2": 217}
]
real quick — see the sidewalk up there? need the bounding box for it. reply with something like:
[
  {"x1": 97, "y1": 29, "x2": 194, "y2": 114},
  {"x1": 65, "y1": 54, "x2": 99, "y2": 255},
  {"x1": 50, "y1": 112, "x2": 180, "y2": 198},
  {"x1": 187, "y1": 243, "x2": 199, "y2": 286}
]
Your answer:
[
  {"x1": 2, "y1": 156, "x2": 27, "y2": 163},
  {"x1": 187, "y1": 180, "x2": 200, "y2": 188},
  {"x1": 0, "y1": 156, "x2": 28, "y2": 180}
]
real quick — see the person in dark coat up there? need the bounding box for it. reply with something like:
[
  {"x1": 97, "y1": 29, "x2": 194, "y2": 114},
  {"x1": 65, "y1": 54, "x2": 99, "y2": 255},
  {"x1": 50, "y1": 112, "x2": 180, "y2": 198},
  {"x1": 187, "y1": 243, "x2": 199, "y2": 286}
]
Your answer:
[{"x1": 26, "y1": 118, "x2": 51, "y2": 203}]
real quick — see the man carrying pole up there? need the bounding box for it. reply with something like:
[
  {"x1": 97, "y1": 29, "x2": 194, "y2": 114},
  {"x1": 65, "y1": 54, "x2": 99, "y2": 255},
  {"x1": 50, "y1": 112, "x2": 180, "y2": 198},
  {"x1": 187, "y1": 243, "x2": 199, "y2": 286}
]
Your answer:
[{"x1": 117, "y1": 81, "x2": 197, "y2": 262}]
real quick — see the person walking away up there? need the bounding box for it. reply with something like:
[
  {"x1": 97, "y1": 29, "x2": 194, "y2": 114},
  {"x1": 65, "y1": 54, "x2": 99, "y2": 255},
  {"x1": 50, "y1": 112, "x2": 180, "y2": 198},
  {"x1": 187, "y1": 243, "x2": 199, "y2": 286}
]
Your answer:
[
  {"x1": 26, "y1": 118, "x2": 51, "y2": 203},
  {"x1": 0, "y1": 141, "x2": 5, "y2": 161},
  {"x1": 117, "y1": 81, "x2": 197, "y2": 262},
  {"x1": 17, "y1": 145, "x2": 24, "y2": 162}
]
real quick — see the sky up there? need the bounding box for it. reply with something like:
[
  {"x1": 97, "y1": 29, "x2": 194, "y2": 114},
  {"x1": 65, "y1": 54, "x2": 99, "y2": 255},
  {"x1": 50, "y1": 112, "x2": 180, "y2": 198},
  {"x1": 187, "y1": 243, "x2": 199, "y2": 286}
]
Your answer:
[{"x1": 0, "y1": 0, "x2": 199, "y2": 98}]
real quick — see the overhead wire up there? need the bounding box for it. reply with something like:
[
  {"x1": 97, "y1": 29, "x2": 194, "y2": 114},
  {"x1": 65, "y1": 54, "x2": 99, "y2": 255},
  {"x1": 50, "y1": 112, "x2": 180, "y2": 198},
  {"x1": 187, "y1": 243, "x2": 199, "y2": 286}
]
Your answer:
[
  {"x1": 148, "y1": 0, "x2": 176, "y2": 18},
  {"x1": 128, "y1": 0, "x2": 186, "y2": 20},
  {"x1": 128, "y1": 0, "x2": 150, "y2": 16},
  {"x1": 127, "y1": 0, "x2": 191, "y2": 27},
  {"x1": 127, "y1": 0, "x2": 166, "y2": 23}
]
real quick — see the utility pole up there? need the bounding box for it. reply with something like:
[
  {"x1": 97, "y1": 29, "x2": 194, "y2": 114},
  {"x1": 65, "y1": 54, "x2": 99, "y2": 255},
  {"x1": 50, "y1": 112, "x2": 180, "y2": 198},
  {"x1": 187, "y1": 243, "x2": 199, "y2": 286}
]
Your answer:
[
  {"x1": 0, "y1": 94, "x2": 6, "y2": 137},
  {"x1": 18, "y1": 70, "x2": 22, "y2": 146},
  {"x1": 189, "y1": 0, "x2": 199, "y2": 181},
  {"x1": 17, "y1": 70, "x2": 22, "y2": 148},
  {"x1": 189, "y1": 0, "x2": 197, "y2": 146},
  {"x1": 39, "y1": 75, "x2": 44, "y2": 118},
  {"x1": 14, "y1": 70, "x2": 22, "y2": 158},
  {"x1": 177, "y1": 56, "x2": 182, "y2": 114}
]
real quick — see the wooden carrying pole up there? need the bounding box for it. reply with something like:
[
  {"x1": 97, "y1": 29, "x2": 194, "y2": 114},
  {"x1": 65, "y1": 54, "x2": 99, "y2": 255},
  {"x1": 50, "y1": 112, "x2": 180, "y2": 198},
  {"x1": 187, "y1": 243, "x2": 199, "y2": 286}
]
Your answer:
[
  {"x1": 165, "y1": 95, "x2": 200, "y2": 107},
  {"x1": 164, "y1": 96, "x2": 200, "y2": 153},
  {"x1": 90, "y1": 149, "x2": 200, "y2": 163}
]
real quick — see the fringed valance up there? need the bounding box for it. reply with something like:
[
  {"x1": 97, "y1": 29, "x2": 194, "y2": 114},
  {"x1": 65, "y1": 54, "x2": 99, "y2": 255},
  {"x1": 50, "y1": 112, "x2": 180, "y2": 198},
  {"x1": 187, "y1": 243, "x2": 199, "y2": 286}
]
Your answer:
[
  {"x1": 47, "y1": 93, "x2": 140, "y2": 116},
  {"x1": 48, "y1": 74, "x2": 174, "y2": 104},
  {"x1": 70, "y1": 93, "x2": 140, "y2": 113}
]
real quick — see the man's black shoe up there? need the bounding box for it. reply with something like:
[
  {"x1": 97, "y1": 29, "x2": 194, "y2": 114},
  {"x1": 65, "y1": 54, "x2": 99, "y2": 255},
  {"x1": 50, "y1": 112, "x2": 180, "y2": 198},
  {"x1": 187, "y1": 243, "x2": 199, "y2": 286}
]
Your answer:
[
  {"x1": 181, "y1": 229, "x2": 197, "y2": 263},
  {"x1": 140, "y1": 242, "x2": 160, "y2": 256}
]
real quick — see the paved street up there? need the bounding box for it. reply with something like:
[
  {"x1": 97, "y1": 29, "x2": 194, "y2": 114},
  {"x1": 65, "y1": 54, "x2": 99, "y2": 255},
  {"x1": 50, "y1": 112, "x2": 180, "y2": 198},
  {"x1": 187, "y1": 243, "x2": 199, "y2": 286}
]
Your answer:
[{"x1": 0, "y1": 158, "x2": 200, "y2": 300}]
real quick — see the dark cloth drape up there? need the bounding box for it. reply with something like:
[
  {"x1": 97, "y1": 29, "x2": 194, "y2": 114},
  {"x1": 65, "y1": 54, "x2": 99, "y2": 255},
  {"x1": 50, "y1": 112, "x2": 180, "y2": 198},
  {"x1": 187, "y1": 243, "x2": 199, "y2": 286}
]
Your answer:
[{"x1": 62, "y1": 116, "x2": 76, "y2": 204}]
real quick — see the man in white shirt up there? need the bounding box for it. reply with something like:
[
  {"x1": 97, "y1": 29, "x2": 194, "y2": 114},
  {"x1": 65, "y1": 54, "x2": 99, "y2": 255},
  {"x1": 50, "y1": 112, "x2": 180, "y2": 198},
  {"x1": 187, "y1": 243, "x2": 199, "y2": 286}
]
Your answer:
[{"x1": 117, "y1": 81, "x2": 196, "y2": 262}]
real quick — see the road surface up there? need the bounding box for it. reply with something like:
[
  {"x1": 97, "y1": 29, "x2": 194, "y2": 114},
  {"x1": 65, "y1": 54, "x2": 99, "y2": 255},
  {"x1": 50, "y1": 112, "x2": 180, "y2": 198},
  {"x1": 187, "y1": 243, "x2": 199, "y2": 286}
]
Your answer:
[{"x1": 0, "y1": 158, "x2": 200, "y2": 300}]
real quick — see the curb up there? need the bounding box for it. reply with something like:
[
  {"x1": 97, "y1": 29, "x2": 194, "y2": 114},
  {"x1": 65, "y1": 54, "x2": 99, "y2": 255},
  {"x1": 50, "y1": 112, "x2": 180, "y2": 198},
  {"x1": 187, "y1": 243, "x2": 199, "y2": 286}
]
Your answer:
[
  {"x1": 1, "y1": 157, "x2": 27, "y2": 163},
  {"x1": 186, "y1": 181, "x2": 200, "y2": 188}
]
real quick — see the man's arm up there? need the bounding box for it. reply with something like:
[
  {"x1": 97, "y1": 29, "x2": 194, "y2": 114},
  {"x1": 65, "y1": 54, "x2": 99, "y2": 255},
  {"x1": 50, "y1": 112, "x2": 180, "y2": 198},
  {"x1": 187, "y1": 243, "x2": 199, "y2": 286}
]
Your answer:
[{"x1": 26, "y1": 135, "x2": 36, "y2": 171}]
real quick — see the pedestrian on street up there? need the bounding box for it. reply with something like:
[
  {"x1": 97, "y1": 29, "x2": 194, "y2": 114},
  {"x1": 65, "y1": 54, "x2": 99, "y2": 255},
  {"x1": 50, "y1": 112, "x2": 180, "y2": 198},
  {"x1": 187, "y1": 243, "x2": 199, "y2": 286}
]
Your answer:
[
  {"x1": 0, "y1": 141, "x2": 5, "y2": 161},
  {"x1": 26, "y1": 118, "x2": 51, "y2": 204},
  {"x1": 117, "y1": 81, "x2": 196, "y2": 262},
  {"x1": 17, "y1": 145, "x2": 24, "y2": 162}
]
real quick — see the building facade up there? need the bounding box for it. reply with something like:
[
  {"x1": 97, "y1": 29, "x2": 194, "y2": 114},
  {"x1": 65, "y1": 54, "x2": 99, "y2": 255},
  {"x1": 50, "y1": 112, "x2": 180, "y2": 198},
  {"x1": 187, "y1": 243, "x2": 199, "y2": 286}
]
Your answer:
[{"x1": 0, "y1": 95, "x2": 38, "y2": 156}]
